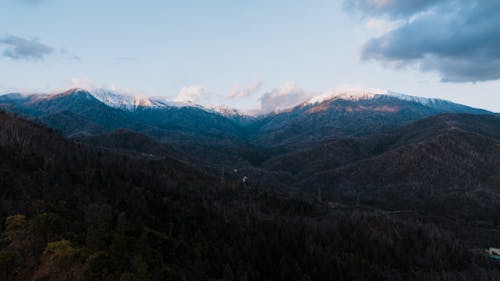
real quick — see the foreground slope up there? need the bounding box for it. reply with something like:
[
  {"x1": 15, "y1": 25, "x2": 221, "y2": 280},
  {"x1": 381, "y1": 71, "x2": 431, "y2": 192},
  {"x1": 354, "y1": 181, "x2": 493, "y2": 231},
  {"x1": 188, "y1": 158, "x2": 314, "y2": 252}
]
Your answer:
[{"x1": 0, "y1": 111, "x2": 498, "y2": 280}]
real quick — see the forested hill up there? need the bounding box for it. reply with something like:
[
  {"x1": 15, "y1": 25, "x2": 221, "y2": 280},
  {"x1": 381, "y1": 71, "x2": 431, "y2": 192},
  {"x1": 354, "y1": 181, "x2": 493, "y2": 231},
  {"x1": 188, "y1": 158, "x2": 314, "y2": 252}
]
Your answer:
[{"x1": 0, "y1": 111, "x2": 498, "y2": 280}]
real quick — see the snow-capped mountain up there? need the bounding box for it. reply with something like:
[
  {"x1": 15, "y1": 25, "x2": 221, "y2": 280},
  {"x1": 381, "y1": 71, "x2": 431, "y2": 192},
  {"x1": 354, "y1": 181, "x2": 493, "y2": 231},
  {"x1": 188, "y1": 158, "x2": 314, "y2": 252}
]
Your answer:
[
  {"x1": 80, "y1": 89, "x2": 259, "y2": 122},
  {"x1": 302, "y1": 89, "x2": 473, "y2": 111},
  {"x1": 254, "y1": 89, "x2": 491, "y2": 146}
]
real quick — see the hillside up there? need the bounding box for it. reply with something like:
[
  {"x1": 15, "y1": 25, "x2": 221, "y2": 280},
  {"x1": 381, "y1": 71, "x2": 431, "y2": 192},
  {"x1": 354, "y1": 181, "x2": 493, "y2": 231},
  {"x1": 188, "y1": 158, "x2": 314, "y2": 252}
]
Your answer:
[
  {"x1": 262, "y1": 114, "x2": 500, "y2": 226},
  {"x1": 0, "y1": 111, "x2": 498, "y2": 280}
]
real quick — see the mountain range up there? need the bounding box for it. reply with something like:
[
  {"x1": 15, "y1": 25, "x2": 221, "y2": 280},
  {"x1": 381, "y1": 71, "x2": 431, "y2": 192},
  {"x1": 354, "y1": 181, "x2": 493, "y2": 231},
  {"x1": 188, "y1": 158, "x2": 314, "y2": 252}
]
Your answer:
[
  {"x1": 0, "y1": 87, "x2": 499, "y2": 280},
  {"x1": 1, "y1": 88, "x2": 498, "y2": 219},
  {"x1": 0, "y1": 89, "x2": 496, "y2": 181},
  {"x1": 0, "y1": 88, "x2": 489, "y2": 142}
]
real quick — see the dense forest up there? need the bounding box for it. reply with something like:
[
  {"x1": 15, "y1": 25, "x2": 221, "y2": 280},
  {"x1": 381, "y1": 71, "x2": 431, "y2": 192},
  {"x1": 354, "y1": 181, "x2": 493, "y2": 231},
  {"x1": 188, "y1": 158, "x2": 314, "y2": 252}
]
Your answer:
[{"x1": 0, "y1": 111, "x2": 499, "y2": 280}]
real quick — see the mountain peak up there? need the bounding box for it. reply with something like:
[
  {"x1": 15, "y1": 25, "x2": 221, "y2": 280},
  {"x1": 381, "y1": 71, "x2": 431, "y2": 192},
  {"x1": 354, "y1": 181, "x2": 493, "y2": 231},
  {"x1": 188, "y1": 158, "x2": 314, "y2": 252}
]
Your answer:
[
  {"x1": 53, "y1": 88, "x2": 94, "y2": 100},
  {"x1": 61, "y1": 88, "x2": 92, "y2": 95}
]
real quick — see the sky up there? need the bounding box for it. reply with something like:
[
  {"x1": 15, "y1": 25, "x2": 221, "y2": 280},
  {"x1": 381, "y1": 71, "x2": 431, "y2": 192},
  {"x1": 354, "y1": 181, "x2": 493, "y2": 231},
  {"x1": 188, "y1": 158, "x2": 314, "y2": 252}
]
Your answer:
[{"x1": 1, "y1": 0, "x2": 500, "y2": 112}]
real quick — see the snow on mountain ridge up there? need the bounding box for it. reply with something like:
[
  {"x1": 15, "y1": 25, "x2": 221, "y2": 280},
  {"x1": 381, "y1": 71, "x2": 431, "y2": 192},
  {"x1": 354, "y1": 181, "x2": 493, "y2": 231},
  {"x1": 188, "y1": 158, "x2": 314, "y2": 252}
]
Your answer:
[
  {"x1": 78, "y1": 88, "x2": 254, "y2": 118},
  {"x1": 302, "y1": 89, "x2": 456, "y2": 109},
  {"x1": 301, "y1": 88, "x2": 390, "y2": 107},
  {"x1": 90, "y1": 89, "x2": 173, "y2": 110},
  {"x1": 78, "y1": 88, "x2": 212, "y2": 111},
  {"x1": 386, "y1": 92, "x2": 452, "y2": 106}
]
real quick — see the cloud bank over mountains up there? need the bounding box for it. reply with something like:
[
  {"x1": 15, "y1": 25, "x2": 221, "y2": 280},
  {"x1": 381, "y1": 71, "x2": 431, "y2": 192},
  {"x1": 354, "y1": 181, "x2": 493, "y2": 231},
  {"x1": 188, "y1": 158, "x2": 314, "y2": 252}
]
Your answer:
[{"x1": 346, "y1": 0, "x2": 500, "y2": 82}]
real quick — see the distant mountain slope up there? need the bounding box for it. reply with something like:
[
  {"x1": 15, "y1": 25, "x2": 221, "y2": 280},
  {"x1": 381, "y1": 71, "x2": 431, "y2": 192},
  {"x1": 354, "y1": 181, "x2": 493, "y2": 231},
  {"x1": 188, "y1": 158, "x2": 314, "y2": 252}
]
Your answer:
[
  {"x1": 38, "y1": 110, "x2": 107, "y2": 137},
  {"x1": 129, "y1": 105, "x2": 246, "y2": 144},
  {"x1": 76, "y1": 129, "x2": 181, "y2": 158}
]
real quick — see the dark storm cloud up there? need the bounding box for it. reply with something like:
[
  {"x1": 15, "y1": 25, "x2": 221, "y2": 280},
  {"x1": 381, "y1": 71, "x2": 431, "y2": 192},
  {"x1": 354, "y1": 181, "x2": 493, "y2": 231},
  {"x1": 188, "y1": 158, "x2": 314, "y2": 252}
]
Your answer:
[
  {"x1": 346, "y1": 0, "x2": 500, "y2": 82},
  {"x1": 0, "y1": 35, "x2": 54, "y2": 60}
]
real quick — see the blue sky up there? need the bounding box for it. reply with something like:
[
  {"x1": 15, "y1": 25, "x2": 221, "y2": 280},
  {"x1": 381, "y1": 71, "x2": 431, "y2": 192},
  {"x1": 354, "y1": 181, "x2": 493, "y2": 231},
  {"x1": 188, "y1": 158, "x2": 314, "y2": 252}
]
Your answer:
[{"x1": 1, "y1": 0, "x2": 500, "y2": 112}]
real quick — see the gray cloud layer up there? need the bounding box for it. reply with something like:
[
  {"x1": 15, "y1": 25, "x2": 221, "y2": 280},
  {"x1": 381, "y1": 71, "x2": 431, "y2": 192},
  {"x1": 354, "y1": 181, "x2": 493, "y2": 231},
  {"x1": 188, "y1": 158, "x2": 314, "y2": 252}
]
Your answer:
[
  {"x1": 347, "y1": 0, "x2": 500, "y2": 82},
  {"x1": 0, "y1": 35, "x2": 54, "y2": 60}
]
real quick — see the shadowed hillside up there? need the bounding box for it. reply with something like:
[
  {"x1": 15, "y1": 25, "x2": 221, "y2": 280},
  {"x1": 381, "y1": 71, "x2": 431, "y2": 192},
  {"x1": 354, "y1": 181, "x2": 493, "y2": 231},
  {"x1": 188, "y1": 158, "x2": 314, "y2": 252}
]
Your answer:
[
  {"x1": 262, "y1": 114, "x2": 500, "y2": 228},
  {"x1": 1, "y1": 111, "x2": 498, "y2": 280}
]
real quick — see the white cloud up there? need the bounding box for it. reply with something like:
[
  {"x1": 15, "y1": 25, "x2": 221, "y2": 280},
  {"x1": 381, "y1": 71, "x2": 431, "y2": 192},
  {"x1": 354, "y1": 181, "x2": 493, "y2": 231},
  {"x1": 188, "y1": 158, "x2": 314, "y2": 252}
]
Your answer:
[
  {"x1": 173, "y1": 85, "x2": 209, "y2": 103},
  {"x1": 228, "y1": 80, "x2": 263, "y2": 99},
  {"x1": 258, "y1": 82, "x2": 316, "y2": 113}
]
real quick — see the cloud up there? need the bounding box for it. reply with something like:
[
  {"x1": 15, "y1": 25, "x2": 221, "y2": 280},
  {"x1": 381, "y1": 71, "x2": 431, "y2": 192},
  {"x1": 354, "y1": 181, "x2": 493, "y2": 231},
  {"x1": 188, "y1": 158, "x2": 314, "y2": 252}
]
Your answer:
[
  {"x1": 364, "y1": 18, "x2": 400, "y2": 35},
  {"x1": 346, "y1": 0, "x2": 500, "y2": 82},
  {"x1": 258, "y1": 82, "x2": 315, "y2": 113},
  {"x1": 228, "y1": 80, "x2": 263, "y2": 99},
  {"x1": 174, "y1": 85, "x2": 209, "y2": 103},
  {"x1": 344, "y1": 0, "x2": 445, "y2": 18},
  {"x1": 0, "y1": 35, "x2": 54, "y2": 60}
]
